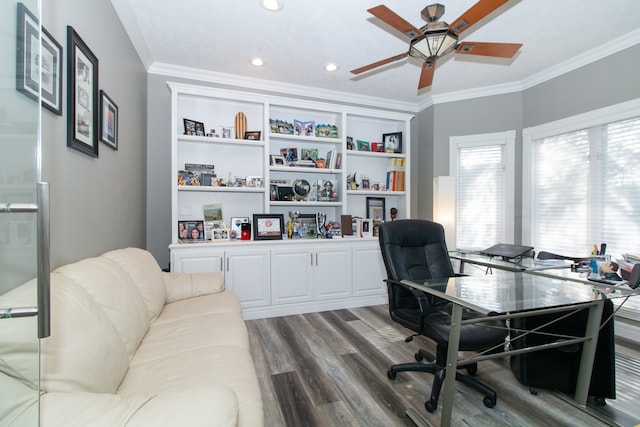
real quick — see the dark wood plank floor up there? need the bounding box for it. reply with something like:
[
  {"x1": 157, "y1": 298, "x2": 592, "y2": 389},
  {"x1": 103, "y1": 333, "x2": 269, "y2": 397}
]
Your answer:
[{"x1": 246, "y1": 305, "x2": 640, "y2": 426}]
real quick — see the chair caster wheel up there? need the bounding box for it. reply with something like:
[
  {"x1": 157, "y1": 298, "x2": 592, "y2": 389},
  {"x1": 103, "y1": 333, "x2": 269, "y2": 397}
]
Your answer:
[
  {"x1": 594, "y1": 397, "x2": 606, "y2": 406},
  {"x1": 483, "y1": 396, "x2": 496, "y2": 408},
  {"x1": 529, "y1": 387, "x2": 538, "y2": 395},
  {"x1": 387, "y1": 370, "x2": 396, "y2": 380},
  {"x1": 425, "y1": 400, "x2": 437, "y2": 413},
  {"x1": 415, "y1": 352, "x2": 424, "y2": 361}
]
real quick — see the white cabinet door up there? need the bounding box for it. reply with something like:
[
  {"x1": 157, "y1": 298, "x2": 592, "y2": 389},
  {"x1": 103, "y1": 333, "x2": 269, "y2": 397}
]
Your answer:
[
  {"x1": 271, "y1": 248, "x2": 313, "y2": 304},
  {"x1": 352, "y1": 241, "x2": 386, "y2": 296},
  {"x1": 315, "y1": 246, "x2": 351, "y2": 299},
  {"x1": 171, "y1": 246, "x2": 224, "y2": 273},
  {"x1": 225, "y1": 248, "x2": 270, "y2": 308}
]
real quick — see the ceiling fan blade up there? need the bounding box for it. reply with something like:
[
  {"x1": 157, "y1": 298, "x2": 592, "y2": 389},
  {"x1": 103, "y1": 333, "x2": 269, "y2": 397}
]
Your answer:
[
  {"x1": 449, "y1": 0, "x2": 509, "y2": 35},
  {"x1": 455, "y1": 41, "x2": 522, "y2": 58},
  {"x1": 418, "y1": 60, "x2": 436, "y2": 90},
  {"x1": 367, "y1": 5, "x2": 423, "y2": 38},
  {"x1": 350, "y1": 52, "x2": 408, "y2": 75}
]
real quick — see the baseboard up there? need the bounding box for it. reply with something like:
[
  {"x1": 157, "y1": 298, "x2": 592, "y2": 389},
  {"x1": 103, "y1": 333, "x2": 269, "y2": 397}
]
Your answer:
[{"x1": 241, "y1": 294, "x2": 388, "y2": 320}]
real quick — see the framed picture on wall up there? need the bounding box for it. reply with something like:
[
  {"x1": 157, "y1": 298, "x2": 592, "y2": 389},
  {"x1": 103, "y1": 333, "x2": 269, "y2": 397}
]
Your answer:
[
  {"x1": 100, "y1": 90, "x2": 118, "y2": 150},
  {"x1": 67, "y1": 26, "x2": 99, "y2": 157}
]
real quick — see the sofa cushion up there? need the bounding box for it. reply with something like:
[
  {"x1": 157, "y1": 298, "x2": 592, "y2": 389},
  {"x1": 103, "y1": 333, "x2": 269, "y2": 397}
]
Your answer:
[
  {"x1": 54, "y1": 257, "x2": 149, "y2": 359},
  {"x1": 40, "y1": 272, "x2": 130, "y2": 394},
  {"x1": 101, "y1": 248, "x2": 166, "y2": 322},
  {"x1": 164, "y1": 271, "x2": 225, "y2": 303}
]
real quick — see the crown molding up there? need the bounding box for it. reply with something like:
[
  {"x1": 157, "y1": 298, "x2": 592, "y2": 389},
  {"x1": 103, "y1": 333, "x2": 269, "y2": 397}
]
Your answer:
[
  {"x1": 148, "y1": 62, "x2": 419, "y2": 113},
  {"x1": 147, "y1": 29, "x2": 640, "y2": 112},
  {"x1": 110, "y1": 0, "x2": 153, "y2": 68}
]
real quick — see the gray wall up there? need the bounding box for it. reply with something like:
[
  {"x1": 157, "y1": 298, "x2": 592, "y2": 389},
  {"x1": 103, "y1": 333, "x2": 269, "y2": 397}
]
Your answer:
[
  {"x1": 417, "y1": 44, "x2": 640, "y2": 242},
  {"x1": 42, "y1": 0, "x2": 147, "y2": 269}
]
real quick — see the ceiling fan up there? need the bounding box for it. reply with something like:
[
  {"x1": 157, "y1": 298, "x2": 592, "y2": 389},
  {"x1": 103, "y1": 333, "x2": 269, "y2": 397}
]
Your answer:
[{"x1": 351, "y1": 0, "x2": 522, "y2": 90}]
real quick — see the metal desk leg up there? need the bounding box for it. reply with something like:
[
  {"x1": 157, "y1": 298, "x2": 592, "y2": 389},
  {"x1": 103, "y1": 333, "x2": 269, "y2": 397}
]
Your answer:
[
  {"x1": 441, "y1": 304, "x2": 463, "y2": 426},
  {"x1": 574, "y1": 300, "x2": 603, "y2": 405}
]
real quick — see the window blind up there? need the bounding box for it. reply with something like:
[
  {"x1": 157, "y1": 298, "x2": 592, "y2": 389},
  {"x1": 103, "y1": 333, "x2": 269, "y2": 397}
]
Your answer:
[
  {"x1": 456, "y1": 144, "x2": 505, "y2": 249},
  {"x1": 531, "y1": 117, "x2": 640, "y2": 257}
]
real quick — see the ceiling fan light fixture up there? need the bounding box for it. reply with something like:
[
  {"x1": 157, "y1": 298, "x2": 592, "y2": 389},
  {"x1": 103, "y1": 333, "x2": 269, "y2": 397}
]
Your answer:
[{"x1": 409, "y1": 28, "x2": 458, "y2": 60}]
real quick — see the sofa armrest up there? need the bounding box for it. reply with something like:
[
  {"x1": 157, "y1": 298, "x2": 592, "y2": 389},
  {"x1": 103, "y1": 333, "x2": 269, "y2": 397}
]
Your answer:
[
  {"x1": 163, "y1": 271, "x2": 225, "y2": 303},
  {"x1": 39, "y1": 386, "x2": 238, "y2": 427}
]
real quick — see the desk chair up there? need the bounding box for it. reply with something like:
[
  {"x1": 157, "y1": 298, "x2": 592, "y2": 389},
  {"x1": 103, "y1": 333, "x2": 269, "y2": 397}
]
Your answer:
[{"x1": 378, "y1": 219, "x2": 507, "y2": 413}]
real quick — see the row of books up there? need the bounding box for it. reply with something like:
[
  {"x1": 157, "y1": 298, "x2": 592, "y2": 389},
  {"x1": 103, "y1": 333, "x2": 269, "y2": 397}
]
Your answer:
[
  {"x1": 324, "y1": 150, "x2": 342, "y2": 170},
  {"x1": 386, "y1": 158, "x2": 405, "y2": 191}
]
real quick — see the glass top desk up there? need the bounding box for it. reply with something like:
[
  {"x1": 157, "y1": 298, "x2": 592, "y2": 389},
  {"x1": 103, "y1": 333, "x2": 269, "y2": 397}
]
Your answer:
[
  {"x1": 449, "y1": 251, "x2": 571, "y2": 274},
  {"x1": 401, "y1": 273, "x2": 637, "y2": 427}
]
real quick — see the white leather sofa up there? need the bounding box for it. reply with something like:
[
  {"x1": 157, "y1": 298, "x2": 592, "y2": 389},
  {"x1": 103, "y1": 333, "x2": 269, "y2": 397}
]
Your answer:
[{"x1": 0, "y1": 247, "x2": 263, "y2": 427}]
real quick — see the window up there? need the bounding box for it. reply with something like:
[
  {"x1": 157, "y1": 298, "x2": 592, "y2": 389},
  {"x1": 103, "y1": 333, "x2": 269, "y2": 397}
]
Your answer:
[
  {"x1": 523, "y1": 100, "x2": 640, "y2": 260},
  {"x1": 449, "y1": 131, "x2": 515, "y2": 250}
]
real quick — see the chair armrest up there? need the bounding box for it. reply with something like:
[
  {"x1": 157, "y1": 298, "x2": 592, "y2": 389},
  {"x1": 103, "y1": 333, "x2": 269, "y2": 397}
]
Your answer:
[{"x1": 384, "y1": 279, "x2": 430, "y2": 331}]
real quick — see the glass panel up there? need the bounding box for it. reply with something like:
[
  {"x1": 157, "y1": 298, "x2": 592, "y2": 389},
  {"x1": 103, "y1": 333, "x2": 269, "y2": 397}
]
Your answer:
[{"x1": 0, "y1": 0, "x2": 42, "y2": 425}]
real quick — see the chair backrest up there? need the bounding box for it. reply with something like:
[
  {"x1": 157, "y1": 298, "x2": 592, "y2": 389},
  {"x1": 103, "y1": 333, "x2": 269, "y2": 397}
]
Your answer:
[
  {"x1": 378, "y1": 219, "x2": 455, "y2": 329},
  {"x1": 378, "y1": 219, "x2": 455, "y2": 282}
]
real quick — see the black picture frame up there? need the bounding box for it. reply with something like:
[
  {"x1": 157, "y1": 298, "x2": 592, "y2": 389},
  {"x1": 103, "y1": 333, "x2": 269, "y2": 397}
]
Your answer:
[
  {"x1": 178, "y1": 220, "x2": 205, "y2": 241},
  {"x1": 383, "y1": 132, "x2": 403, "y2": 154},
  {"x1": 183, "y1": 118, "x2": 205, "y2": 136},
  {"x1": 99, "y1": 90, "x2": 118, "y2": 150},
  {"x1": 244, "y1": 130, "x2": 261, "y2": 140},
  {"x1": 67, "y1": 26, "x2": 99, "y2": 157},
  {"x1": 16, "y1": 3, "x2": 63, "y2": 115},
  {"x1": 253, "y1": 214, "x2": 284, "y2": 240},
  {"x1": 366, "y1": 196, "x2": 386, "y2": 221}
]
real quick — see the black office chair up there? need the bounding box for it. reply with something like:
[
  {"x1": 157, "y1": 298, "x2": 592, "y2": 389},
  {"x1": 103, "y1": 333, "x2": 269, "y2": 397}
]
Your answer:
[{"x1": 378, "y1": 219, "x2": 507, "y2": 413}]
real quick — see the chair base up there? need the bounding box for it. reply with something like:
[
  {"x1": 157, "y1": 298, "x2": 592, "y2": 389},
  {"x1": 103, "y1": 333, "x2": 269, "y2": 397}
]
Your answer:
[{"x1": 388, "y1": 357, "x2": 497, "y2": 413}]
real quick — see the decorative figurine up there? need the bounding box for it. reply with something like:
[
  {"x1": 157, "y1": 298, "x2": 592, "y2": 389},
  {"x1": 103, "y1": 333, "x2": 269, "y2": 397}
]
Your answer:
[{"x1": 390, "y1": 207, "x2": 398, "y2": 221}]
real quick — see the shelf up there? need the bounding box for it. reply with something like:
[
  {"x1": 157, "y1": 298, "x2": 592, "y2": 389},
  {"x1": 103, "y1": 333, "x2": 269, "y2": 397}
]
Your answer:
[
  {"x1": 346, "y1": 150, "x2": 405, "y2": 159},
  {"x1": 270, "y1": 201, "x2": 343, "y2": 207},
  {"x1": 177, "y1": 186, "x2": 265, "y2": 193},
  {"x1": 269, "y1": 133, "x2": 342, "y2": 145},
  {"x1": 347, "y1": 190, "x2": 405, "y2": 196},
  {"x1": 178, "y1": 134, "x2": 265, "y2": 147},
  {"x1": 270, "y1": 166, "x2": 342, "y2": 174}
]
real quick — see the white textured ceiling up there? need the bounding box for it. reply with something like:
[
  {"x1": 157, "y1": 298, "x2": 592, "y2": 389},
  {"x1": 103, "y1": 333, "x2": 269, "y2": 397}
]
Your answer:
[{"x1": 111, "y1": 0, "x2": 640, "y2": 108}]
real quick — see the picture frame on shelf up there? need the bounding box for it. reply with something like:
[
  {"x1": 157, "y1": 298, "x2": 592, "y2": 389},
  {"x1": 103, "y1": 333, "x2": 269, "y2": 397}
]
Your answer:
[
  {"x1": 340, "y1": 214, "x2": 353, "y2": 236},
  {"x1": 67, "y1": 26, "x2": 99, "y2": 157},
  {"x1": 230, "y1": 217, "x2": 250, "y2": 240},
  {"x1": 178, "y1": 220, "x2": 205, "y2": 241},
  {"x1": 357, "y1": 140, "x2": 370, "y2": 151},
  {"x1": 359, "y1": 218, "x2": 373, "y2": 238},
  {"x1": 366, "y1": 196, "x2": 386, "y2": 221},
  {"x1": 212, "y1": 227, "x2": 230, "y2": 241},
  {"x1": 346, "y1": 136, "x2": 355, "y2": 150},
  {"x1": 383, "y1": 132, "x2": 402, "y2": 153},
  {"x1": 244, "y1": 130, "x2": 261, "y2": 140},
  {"x1": 270, "y1": 154, "x2": 286, "y2": 166},
  {"x1": 203, "y1": 203, "x2": 223, "y2": 222},
  {"x1": 371, "y1": 142, "x2": 384, "y2": 153},
  {"x1": 183, "y1": 118, "x2": 205, "y2": 136},
  {"x1": 221, "y1": 126, "x2": 234, "y2": 139},
  {"x1": 298, "y1": 214, "x2": 318, "y2": 239},
  {"x1": 276, "y1": 186, "x2": 294, "y2": 201},
  {"x1": 361, "y1": 178, "x2": 370, "y2": 189},
  {"x1": 246, "y1": 176, "x2": 263, "y2": 188},
  {"x1": 253, "y1": 214, "x2": 284, "y2": 240},
  {"x1": 99, "y1": 90, "x2": 118, "y2": 150},
  {"x1": 280, "y1": 147, "x2": 298, "y2": 165}
]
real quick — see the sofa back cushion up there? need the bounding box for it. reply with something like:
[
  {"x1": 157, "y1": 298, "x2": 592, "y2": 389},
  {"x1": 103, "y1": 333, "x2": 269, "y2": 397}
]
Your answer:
[
  {"x1": 54, "y1": 257, "x2": 150, "y2": 359},
  {"x1": 101, "y1": 248, "x2": 167, "y2": 322},
  {"x1": 40, "y1": 272, "x2": 130, "y2": 393}
]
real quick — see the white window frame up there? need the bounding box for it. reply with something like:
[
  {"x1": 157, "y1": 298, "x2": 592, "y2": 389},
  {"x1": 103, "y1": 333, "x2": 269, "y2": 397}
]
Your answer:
[
  {"x1": 522, "y1": 98, "x2": 640, "y2": 246},
  {"x1": 449, "y1": 130, "x2": 516, "y2": 246}
]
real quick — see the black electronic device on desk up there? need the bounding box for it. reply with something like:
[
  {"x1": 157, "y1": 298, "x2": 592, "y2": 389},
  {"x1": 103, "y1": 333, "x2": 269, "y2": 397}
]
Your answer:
[{"x1": 481, "y1": 243, "x2": 534, "y2": 260}]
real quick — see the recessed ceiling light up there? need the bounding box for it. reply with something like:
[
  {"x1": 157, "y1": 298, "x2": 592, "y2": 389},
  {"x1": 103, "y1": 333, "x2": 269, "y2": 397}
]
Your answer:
[
  {"x1": 325, "y1": 63, "x2": 338, "y2": 72},
  {"x1": 262, "y1": 0, "x2": 283, "y2": 11},
  {"x1": 251, "y1": 58, "x2": 264, "y2": 66}
]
